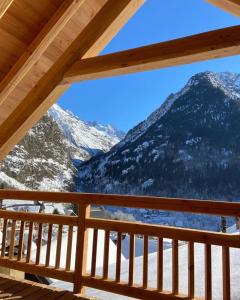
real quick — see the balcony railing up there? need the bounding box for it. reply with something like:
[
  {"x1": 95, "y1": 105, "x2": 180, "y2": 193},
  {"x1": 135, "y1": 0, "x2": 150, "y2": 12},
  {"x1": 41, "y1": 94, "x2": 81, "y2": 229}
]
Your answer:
[{"x1": 0, "y1": 189, "x2": 239, "y2": 300}]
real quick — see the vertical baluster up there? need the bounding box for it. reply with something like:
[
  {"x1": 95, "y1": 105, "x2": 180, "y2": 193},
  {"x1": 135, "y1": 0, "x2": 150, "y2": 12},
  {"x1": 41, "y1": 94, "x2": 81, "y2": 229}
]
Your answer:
[
  {"x1": 205, "y1": 244, "x2": 212, "y2": 300},
  {"x1": 9, "y1": 220, "x2": 16, "y2": 259},
  {"x1": 1, "y1": 219, "x2": 7, "y2": 257},
  {"x1": 45, "y1": 223, "x2": 53, "y2": 267},
  {"x1": 103, "y1": 230, "x2": 110, "y2": 279},
  {"x1": 55, "y1": 224, "x2": 63, "y2": 269},
  {"x1": 157, "y1": 237, "x2": 163, "y2": 291},
  {"x1": 172, "y1": 239, "x2": 179, "y2": 295},
  {"x1": 222, "y1": 246, "x2": 230, "y2": 300},
  {"x1": 17, "y1": 221, "x2": 25, "y2": 261},
  {"x1": 143, "y1": 234, "x2": 148, "y2": 289},
  {"x1": 116, "y1": 232, "x2": 122, "y2": 283},
  {"x1": 91, "y1": 228, "x2": 98, "y2": 277},
  {"x1": 188, "y1": 241, "x2": 194, "y2": 299},
  {"x1": 66, "y1": 225, "x2": 74, "y2": 271},
  {"x1": 74, "y1": 203, "x2": 90, "y2": 294},
  {"x1": 35, "y1": 223, "x2": 43, "y2": 265},
  {"x1": 128, "y1": 234, "x2": 135, "y2": 286},
  {"x1": 26, "y1": 221, "x2": 33, "y2": 263}
]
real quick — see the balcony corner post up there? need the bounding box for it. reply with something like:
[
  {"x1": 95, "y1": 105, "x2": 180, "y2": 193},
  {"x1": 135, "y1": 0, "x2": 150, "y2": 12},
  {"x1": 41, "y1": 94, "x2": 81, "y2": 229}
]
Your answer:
[{"x1": 73, "y1": 201, "x2": 91, "y2": 295}]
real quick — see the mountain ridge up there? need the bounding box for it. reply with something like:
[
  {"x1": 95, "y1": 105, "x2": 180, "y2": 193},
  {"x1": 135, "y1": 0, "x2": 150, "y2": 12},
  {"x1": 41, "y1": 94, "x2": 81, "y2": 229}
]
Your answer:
[{"x1": 77, "y1": 71, "x2": 240, "y2": 201}]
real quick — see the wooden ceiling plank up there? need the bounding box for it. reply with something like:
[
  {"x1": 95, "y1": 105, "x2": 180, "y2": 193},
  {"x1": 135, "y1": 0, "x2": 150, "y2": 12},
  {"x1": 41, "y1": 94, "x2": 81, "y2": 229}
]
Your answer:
[
  {"x1": 64, "y1": 25, "x2": 240, "y2": 83},
  {"x1": 0, "y1": 0, "x2": 86, "y2": 106},
  {"x1": 0, "y1": 0, "x2": 144, "y2": 160},
  {"x1": 0, "y1": 0, "x2": 14, "y2": 19},
  {"x1": 206, "y1": 0, "x2": 240, "y2": 17}
]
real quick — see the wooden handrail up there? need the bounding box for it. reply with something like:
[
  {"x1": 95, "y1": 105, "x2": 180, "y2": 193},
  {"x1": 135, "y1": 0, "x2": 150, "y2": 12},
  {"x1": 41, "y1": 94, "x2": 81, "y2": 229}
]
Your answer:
[
  {"x1": 0, "y1": 189, "x2": 239, "y2": 299},
  {"x1": 0, "y1": 189, "x2": 240, "y2": 216}
]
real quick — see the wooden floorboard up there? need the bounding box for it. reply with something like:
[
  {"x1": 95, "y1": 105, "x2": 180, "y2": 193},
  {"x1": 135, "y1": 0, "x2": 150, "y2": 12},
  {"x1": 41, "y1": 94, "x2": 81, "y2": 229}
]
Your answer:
[{"x1": 0, "y1": 274, "x2": 93, "y2": 299}]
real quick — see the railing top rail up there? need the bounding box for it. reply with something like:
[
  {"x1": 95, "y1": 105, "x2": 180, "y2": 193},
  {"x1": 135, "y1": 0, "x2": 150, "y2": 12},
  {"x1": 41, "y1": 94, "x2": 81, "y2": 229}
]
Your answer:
[{"x1": 0, "y1": 189, "x2": 240, "y2": 217}]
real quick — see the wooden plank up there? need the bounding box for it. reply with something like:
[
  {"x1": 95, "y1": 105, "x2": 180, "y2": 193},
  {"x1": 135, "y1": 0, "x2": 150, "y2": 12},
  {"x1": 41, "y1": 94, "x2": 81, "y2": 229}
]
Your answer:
[
  {"x1": 0, "y1": 209, "x2": 77, "y2": 226},
  {"x1": 188, "y1": 242, "x2": 194, "y2": 299},
  {"x1": 17, "y1": 221, "x2": 25, "y2": 261},
  {"x1": 82, "y1": 276, "x2": 189, "y2": 300},
  {"x1": 45, "y1": 224, "x2": 53, "y2": 267},
  {"x1": 35, "y1": 223, "x2": 43, "y2": 265},
  {"x1": 143, "y1": 235, "x2": 148, "y2": 289},
  {"x1": 0, "y1": 0, "x2": 144, "y2": 160},
  {"x1": 9, "y1": 220, "x2": 16, "y2": 259},
  {"x1": 172, "y1": 240, "x2": 179, "y2": 295},
  {"x1": 205, "y1": 244, "x2": 212, "y2": 300},
  {"x1": 206, "y1": 0, "x2": 240, "y2": 17},
  {"x1": 222, "y1": 246, "x2": 231, "y2": 300},
  {"x1": 115, "y1": 232, "x2": 122, "y2": 283},
  {"x1": 73, "y1": 204, "x2": 91, "y2": 294},
  {"x1": 1, "y1": 219, "x2": 7, "y2": 257},
  {"x1": 64, "y1": 25, "x2": 240, "y2": 83},
  {"x1": 0, "y1": 0, "x2": 86, "y2": 106},
  {"x1": 157, "y1": 237, "x2": 163, "y2": 291},
  {"x1": 86, "y1": 218, "x2": 240, "y2": 248},
  {"x1": 55, "y1": 224, "x2": 63, "y2": 269},
  {"x1": 103, "y1": 230, "x2": 110, "y2": 280},
  {"x1": 2, "y1": 189, "x2": 240, "y2": 217},
  {"x1": 0, "y1": 257, "x2": 74, "y2": 282},
  {"x1": 0, "y1": 0, "x2": 14, "y2": 19},
  {"x1": 90, "y1": 228, "x2": 98, "y2": 277},
  {"x1": 26, "y1": 222, "x2": 34, "y2": 263},
  {"x1": 66, "y1": 225, "x2": 73, "y2": 271},
  {"x1": 128, "y1": 234, "x2": 135, "y2": 286}
]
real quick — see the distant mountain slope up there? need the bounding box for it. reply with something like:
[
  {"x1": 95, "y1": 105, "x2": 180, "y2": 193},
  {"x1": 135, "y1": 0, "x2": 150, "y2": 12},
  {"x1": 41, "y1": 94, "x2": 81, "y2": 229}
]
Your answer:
[
  {"x1": 0, "y1": 115, "x2": 76, "y2": 191},
  {"x1": 0, "y1": 105, "x2": 124, "y2": 191},
  {"x1": 77, "y1": 71, "x2": 240, "y2": 201},
  {"x1": 49, "y1": 104, "x2": 124, "y2": 162}
]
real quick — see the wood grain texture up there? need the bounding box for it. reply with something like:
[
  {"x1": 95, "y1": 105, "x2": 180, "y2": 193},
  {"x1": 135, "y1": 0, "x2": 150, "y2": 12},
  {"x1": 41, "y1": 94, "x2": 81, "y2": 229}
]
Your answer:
[
  {"x1": 0, "y1": 0, "x2": 86, "y2": 106},
  {"x1": 206, "y1": 0, "x2": 240, "y2": 16},
  {"x1": 86, "y1": 218, "x2": 240, "y2": 248},
  {"x1": 115, "y1": 232, "x2": 122, "y2": 283},
  {"x1": 157, "y1": 237, "x2": 163, "y2": 291},
  {"x1": 82, "y1": 275, "x2": 190, "y2": 300},
  {"x1": 74, "y1": 204, "x2": 90, "y2": 294},
  {"x1": 1, "y1": 189, "x2": 240, "y2": 217},
  {"x1": 0, "y1": 0, "x2": 144, "y2": 160},
  {"x1": 128, "y1": 234, "x2": 135, "y2": 286},
  {"x1": 17, "y1": 221, "x2": 25, "y2": 261},
  {"x1": 0, "y1": 0, "x2": 14, "y2": 19},
  {"x1": 172, "y1": 240, "x2": 179, "y2": 295},
  {"x1": 64, "y1": 25, "x2": 240, "y2": 83}
]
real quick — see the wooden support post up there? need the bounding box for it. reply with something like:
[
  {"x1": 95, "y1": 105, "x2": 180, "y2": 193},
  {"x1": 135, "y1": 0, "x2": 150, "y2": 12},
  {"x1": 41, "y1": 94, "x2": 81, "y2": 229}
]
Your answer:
[{"x1": 74, "y1": 202, "x2": 90, "y2": 294}]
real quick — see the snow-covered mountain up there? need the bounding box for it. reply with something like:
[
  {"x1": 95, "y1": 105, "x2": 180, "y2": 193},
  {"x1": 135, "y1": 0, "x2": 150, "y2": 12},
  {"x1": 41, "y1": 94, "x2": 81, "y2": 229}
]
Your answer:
[
  {"x1": 76, "y1": 71, "x2": 240, "y2": 229},
  {"x1": 0, "y1": 105, "x2": 124, "y2": 191},
  {"x1": 49, "y1": 104, "x2": 124, "y2": 162}
]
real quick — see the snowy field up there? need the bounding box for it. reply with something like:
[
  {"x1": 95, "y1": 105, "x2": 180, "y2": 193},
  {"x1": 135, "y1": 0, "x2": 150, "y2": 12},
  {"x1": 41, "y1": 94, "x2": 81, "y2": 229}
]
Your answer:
[{"x1": 52, "y1": 243, "x2": 240, "y2": 300}]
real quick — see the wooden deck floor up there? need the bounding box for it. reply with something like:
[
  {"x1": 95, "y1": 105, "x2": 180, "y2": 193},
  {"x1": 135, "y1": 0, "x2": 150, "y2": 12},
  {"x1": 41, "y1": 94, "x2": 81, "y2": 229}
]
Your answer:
[{"x1": 0, "y1": 274, "x2": 92, "y2": 300}]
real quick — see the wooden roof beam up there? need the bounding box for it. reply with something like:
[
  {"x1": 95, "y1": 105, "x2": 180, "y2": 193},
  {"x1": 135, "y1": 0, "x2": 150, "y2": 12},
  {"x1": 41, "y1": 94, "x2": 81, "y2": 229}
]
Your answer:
[
  {"x1": 206, "y1": 0, "x2": 240, "y2": 17},
  {"x1": 0, "y1": 0, "x2": 144, "y2": 160},
  {"x1": 64, "y1": 25, "x2": 240, "y2": 83},
  {"x1": 0, "y1": 0, "x2": 14, "y2": 19},
  {"x1": 0, "y1": 0, "x2": 86, "y2": 106}
]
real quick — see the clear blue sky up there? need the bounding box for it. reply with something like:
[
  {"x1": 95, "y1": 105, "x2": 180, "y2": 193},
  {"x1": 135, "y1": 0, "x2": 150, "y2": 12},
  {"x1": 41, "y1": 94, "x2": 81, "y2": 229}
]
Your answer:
[{"x1": 58, "y1": 0, "x2": 240, "y2": 132}]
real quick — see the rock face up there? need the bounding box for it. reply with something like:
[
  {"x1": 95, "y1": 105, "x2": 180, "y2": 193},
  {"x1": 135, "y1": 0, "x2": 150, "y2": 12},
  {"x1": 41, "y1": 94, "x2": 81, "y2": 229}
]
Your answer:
[
  {"x1": 0, "y1": 115, "x2": 76, "y2": 191},
  {"x1": 48, "y1": 104, "x2": 125, "y2": 162},
  {"x1": 77, "y1": 71, "x2": 240, "y2": 201},
  {"x1": 0, "y1": 105, "x2": 124, "y2": 191}
]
